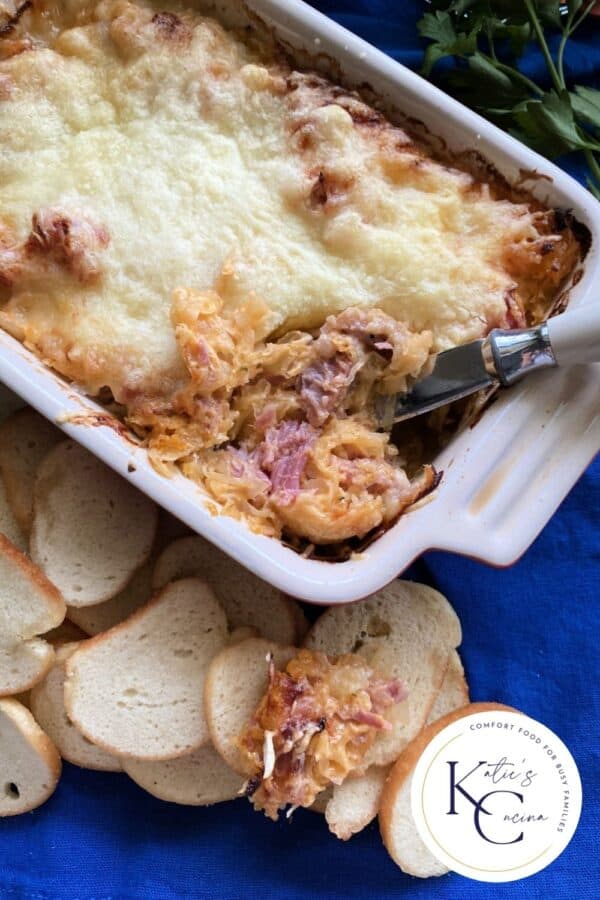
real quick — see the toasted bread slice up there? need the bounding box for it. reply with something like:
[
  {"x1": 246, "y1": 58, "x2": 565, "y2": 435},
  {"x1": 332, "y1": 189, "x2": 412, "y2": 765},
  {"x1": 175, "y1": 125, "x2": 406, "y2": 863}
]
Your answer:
[
  {"x1": 304, "y1": 581, "x2": 461, "y2": 767},
  {"x1": 31, "y1": 440, "x2": 158, "y2": 607},
  {"x1": 426, "y1": 650, "x2": 469, "y2": 725},
  {"x1": 379, "y1": 702, "x2": 515, "y2": 877},
  {"x1": 30, "y1": 643, "x2": 121, "y2": 772},
  {"x1": 0, "y1": 697, "x2": 61, "y2": 816},
  {"x1": 152, "y1": 536, "x2": 299, "y2": 644},
  {"x1": 0, "y1": 534, "x2": 66, "y2": 695},
  {"x1": 67, "y1": 558, "x2": 154, "y2": 636},
  {"x1": 0, "y1": 409, "x2": 62, "y2": 534},
  {"x1": 325, "y1": 765, "x2": 389, "y2": 840},
  {"x1": 0, "y1": 477, "x2": 26, "y2": 552},
  {"x1": 204, "y1": 638, "x2": 296, "y2": 775},
  {"x1": 65, "y1": 578, "x2": 228, "y2": 760},
  {"x1": 123, "y1": 744, "x2": 243, "y2": 805},
  {"x1": 228, "y1": 626, "x2": 260, "y2": 646}
]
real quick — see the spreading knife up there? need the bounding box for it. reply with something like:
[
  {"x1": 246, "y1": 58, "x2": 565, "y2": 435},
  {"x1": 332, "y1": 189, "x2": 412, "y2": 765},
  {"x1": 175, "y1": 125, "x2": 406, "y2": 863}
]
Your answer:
[{"x1": 376, "y1": 304, "x2": 600, "y2": 427}]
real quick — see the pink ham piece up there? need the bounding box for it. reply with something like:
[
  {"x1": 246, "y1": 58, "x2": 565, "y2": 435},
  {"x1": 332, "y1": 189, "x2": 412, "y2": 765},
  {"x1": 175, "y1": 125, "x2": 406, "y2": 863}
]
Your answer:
[
  {"x1": 299, "y1": 354, "x2": 357, "y2": 427},
  {"x1": 298, "y1": 307, "x2": 424, "y2": 426},
  {"x1": 253, "y1": 421, "x2": 317, "y2": 506}
]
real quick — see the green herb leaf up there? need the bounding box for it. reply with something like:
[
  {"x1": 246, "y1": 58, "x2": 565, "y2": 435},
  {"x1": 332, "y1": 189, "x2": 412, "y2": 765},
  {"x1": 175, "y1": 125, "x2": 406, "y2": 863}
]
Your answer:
[
  {"x1": 417, "y1": 10, "x2": 457, "y2": 45},
  {"x1": 513, "y1": 90, "x2": 600, "y2": 157},
  {"x1": 418, "y1": 12, "x2": 478, "y2": 75},
  {"x1": 446, "y1": 53, "x2": 533, "y2": 110},
  {"x1": 571, "y1": 85, "x2": 600, "y2": 132},
  {"x1": 536, "y1": 0, "x2": 564, "y2": 30}
]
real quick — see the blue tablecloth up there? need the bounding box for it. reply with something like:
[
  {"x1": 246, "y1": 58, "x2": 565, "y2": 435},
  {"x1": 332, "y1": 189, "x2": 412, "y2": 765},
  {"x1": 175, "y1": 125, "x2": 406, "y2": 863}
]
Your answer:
[{"x1": 2, "y1": 3, "x2": 598, "y2": 898}]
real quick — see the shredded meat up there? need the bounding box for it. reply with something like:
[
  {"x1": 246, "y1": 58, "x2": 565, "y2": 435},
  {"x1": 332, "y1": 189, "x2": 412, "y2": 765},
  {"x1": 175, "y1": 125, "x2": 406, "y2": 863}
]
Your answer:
[
  {"x1": 25, "y1": 208, "x2": 110, "y2": 283},
  {"x1": 298, "y1": 307, "x2": 432, "y2": 426},
  {"x1": 238, "y1": 648, "x2": 407, "y2": 820},
  {"x1": 299, "y1": 353, "x2": 358, "y2": 427},
  {"x1": 252, "y1": 420, "x2": 317, "y2": 505}
]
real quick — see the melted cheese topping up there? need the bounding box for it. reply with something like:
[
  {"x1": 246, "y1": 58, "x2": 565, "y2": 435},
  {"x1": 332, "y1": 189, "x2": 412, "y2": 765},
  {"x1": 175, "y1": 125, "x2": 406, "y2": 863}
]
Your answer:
[{"x1": 0, "y1": 0, "x2": 578, "y2": 406}]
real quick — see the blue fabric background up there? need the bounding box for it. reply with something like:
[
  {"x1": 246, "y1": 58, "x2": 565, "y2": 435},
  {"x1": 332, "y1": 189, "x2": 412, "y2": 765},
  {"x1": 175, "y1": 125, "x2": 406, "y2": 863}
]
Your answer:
[{"x1": 2, "y1": 3, "x2": 598, "y2": 898}]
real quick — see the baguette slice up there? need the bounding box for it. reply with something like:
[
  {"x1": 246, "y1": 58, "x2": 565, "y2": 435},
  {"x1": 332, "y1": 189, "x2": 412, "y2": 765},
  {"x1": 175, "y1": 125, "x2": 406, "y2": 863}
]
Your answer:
[
  {"x1": 227, "y1": 626, "x2": 260, "y2": 646},
  {"x1": 30, "y1": 643, "x2": 121, "y2": 772},
  {"x1": 324, "y1": 649, "x2": 470, "y2": 840},
  {"x1": 0, "y1": 698, "x2": 61, "y2": 816},
  {"x1": 379, "y1": 702, "x2": 515, "y2": 878},
  {"x1": 304, "y1": 581, "x2": 461, "y2": 767},
  {"x1": 65, "y1": 578, "x2": 228, "y2": 760},
  {"x1": 0, "y1": 408, "x2": 62, "y2": 533},
  {"x1": 204, "y1": 638, "x2": 295, "y2": 775},
  {"x1": 426, "y1": 650, "x2": 469, "y2": 725},
  {"x1": 31, "y1": 440, "x2": 158, "y2": 607},
  {"x1": 153, "y1": 536, "x2": 299, "y2": 644},
  {"x1": 325, "y1": 765, "x2": 390, "y2": 840},
  {"x1": 0, "y1": 534, "x2": 66, "y2": 695},
  {"x1": 67, "y1": 558, "x2": 154, "y2": 636},
  {"x1": 123, "y1": 744, "x2": 243, "y2": 805}
]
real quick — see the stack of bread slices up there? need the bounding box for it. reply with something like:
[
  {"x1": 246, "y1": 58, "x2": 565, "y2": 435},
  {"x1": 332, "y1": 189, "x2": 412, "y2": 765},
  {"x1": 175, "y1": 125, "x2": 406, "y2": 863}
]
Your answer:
[{"x1": 0, "y1": 385, "x2": 505, "y2": 879}]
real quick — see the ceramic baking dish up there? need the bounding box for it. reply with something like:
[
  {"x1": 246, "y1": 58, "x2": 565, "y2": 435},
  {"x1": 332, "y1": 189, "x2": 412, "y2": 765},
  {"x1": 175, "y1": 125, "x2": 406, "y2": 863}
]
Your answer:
[{"x1": 1, "y1": 0, "x2": 599, "y2": 604}]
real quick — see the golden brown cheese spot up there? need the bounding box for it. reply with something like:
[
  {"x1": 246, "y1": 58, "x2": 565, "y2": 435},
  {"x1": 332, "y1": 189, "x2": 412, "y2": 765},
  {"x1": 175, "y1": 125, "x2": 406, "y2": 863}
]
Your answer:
[
  {"x1": 308, "y1": 169, "x2": 355, "y2": 211},
  {"x1": 106, "y1": 0, "x2": 154, "y2": 58},
  {"x1": 151, "y1": 11, "x2": 190, "y2": 44},
  {"x1": 238, "y1": 648, "x2": 407, "y2": 819},
  {"x1": 0, "y1": 35, "x2": 32, "y2": 58}
]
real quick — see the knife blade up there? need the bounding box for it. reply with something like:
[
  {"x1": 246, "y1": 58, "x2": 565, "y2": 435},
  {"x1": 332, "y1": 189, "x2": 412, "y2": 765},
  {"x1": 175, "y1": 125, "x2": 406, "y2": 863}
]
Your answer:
[
  {"x1": 375, "y1": 322, "x2": 561, "y2": 428},
  {"x1": 376, "y1": 338, "x2": 495, "y2": 428}
]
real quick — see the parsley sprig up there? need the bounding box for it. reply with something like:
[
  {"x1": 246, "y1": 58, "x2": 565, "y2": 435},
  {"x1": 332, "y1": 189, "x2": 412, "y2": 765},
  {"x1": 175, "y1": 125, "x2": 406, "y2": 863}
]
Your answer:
[{"x1": 417, "y1": 1, "x2": 600, "y2": 198}]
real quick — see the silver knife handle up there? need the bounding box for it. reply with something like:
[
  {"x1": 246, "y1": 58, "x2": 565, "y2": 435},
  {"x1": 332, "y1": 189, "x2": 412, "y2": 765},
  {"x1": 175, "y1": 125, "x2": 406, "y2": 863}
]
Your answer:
[
  {"x1": 485, "y1": 304, "x2": 600, "y2": 386},
  {"x1": 484, "y1": 323, "x2": 556, "y2": 387}
]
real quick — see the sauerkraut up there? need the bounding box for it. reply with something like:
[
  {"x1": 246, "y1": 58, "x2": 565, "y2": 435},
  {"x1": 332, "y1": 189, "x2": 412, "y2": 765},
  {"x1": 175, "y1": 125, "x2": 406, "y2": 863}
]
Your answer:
[{"x1": 129, "y1": 291, "x2": 436, "y2": 541}]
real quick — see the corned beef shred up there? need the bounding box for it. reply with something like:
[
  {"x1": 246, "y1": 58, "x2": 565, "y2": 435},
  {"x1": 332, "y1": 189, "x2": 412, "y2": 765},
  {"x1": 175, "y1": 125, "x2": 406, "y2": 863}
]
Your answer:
[
  {"x1": 298, "y1": 307, "x2": 419, "y2": 426},
  {"x1": 298, "y1": 353, "x2": 357, "y2": 427},
  {"x1": 252, "y1": 421, "x2": 317, "y2": 505}
]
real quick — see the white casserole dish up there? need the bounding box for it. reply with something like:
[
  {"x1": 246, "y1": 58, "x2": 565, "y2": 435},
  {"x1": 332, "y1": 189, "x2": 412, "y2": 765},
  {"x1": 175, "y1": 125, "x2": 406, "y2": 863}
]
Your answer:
[{"x1": 1, "y1": 0, "x2": 598, "y2": 604}]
